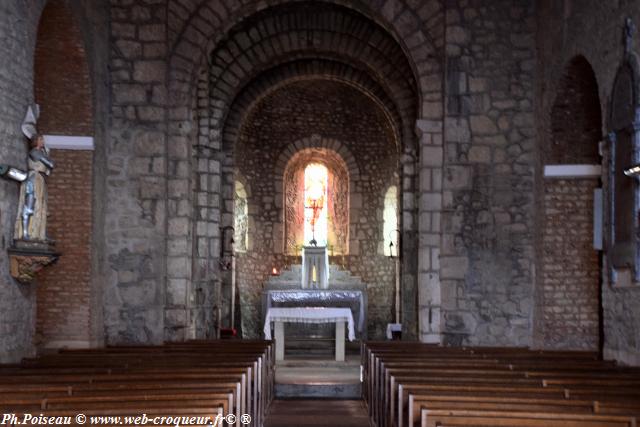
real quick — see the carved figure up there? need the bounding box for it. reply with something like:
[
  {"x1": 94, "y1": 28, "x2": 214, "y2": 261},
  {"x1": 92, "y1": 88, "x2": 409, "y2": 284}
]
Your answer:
[{"x1": 14, "y1": 105, "x2": 54, "y2": 242}]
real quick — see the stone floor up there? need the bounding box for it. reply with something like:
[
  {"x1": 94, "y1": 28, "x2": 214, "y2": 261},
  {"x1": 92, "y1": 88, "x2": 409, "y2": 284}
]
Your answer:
[
  {"x1": 274, "y1": 354, "x2": 361, "y2": 398},
  {"x1": 264, "y1": 399, "x2": 370, "y2": 427},
  {"x1": 266, "y1": 347, "x2": 368, "y2": 425}
]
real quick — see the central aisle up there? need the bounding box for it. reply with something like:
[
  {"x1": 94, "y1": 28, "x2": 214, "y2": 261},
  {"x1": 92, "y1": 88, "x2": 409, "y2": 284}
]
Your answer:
[{"x1": 265, "y1": 399, "x2": 370, "y2": 427}]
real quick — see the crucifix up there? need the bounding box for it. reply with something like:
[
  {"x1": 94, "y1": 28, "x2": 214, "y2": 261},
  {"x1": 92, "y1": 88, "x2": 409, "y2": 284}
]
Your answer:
[
  {"x1": 304, "y1": 198, "x2": 323, "y2": 246},
  {"x1": 304, "y1": 166, "x2": 326, "y2": 247}
]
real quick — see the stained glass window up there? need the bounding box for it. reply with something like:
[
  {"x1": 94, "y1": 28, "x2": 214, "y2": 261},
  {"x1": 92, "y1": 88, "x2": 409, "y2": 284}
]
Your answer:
[{"x1": 304, "y1": 163, "x2": 328, "y2": 246}]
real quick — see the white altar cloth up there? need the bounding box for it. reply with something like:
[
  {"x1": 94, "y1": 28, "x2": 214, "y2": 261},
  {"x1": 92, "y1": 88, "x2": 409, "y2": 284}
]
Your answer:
[{"x1": 263, "y1": 307, "x2": 355, "y2": 341}]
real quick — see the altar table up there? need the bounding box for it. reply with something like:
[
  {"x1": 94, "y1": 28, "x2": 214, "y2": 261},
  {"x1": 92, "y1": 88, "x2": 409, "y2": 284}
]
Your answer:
[
  {"x1": 262, "y1": 288, "x2": 366, "y2": 337},
  {"x1": 263, "y1": 307, "x2": 355, "y2": 361}
]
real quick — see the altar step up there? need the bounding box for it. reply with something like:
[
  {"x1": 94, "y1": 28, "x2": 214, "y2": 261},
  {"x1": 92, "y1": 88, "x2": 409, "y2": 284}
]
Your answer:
[
  {"x1": 275, "y1": 355, "x2": 362, "y2": 399},
  {"x1": 268, "y1": 264, "x2": 365, "y2": 288},
  {"x1": 285, "y1": 338, "x2": 360, "y2": 354}
]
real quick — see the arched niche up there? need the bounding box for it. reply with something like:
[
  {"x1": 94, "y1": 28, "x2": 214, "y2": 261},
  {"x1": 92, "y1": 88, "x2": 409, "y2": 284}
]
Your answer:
[
  {"x1": 32, "y1": 0, "x2": 95, "y2": 350},
  {"x1": 549, "y1": 56, "x2": 602, "y2": 164},
  {"x1": 539, "y1": 55, "x2": 603, "y2": 350}
]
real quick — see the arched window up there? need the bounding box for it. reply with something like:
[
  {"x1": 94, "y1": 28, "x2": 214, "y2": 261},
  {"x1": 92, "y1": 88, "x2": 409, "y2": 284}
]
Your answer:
[
  {"x1": 382, "y1": 185, "x2": 399, "y2": 256},
  {"x1": 304, "y1": 163, "x2": 328, "y2": 246},
  {"x1": 234, "y1": 181, "x2": 248, "y2": 253},
  {"x1": 283, "y1": 148, "x2": 349, "y2": 255},
  {"x1": 610, "y1": 55, "x2": 640, "y2": 282}
]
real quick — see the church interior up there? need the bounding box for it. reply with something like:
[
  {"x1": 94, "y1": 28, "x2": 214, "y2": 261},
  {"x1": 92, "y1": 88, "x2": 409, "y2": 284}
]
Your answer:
[{"x1": 1, "y1": 0, "x2": 640, "y2": 426}]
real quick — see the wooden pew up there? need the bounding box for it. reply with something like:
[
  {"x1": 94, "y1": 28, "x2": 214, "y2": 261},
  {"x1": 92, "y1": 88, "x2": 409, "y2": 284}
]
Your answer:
[
  {"x1": 0, "y1": 340, "x2": 274, "y2": 427},
  {"x1": 420, "y1": 409, "x2": 637, "y2": 427},
  {"x1": 362, "y1": 342, "x2": 640, "y2": 427}
]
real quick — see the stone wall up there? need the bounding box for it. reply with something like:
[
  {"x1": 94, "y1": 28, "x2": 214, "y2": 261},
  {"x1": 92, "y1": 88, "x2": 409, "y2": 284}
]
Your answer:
[
  {"x1": 105, "y1": 0, "x2": 170, "y2": 344},
  {"x1": 0, "y1": 0, "x2": 45, "y2": 363},
  {"x1": 234, "y1": 80, "x2": 398, "y2": 339},
  {"x1": 536, "y1": 0, "x2": 640, "y2": 365},
  {"x1": 439, "y1": 0, "x2": 537, "y2": 346}
]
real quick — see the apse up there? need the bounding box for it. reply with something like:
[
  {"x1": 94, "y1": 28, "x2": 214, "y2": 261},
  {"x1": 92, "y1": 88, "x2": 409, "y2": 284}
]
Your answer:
[
  {"x1": 231, "y1": 79, "x2": 399, "y2": 339},
  {"x1": 190, "y1": 1, "x2": 420, "y2": 340}
]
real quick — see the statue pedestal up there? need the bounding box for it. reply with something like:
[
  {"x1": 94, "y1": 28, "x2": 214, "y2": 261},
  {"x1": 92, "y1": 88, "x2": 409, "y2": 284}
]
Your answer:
[
  {"x1": 8, "y1": 240, "x2": 59, "y2": 284},
  {"x1": 301, "y1": 246, "x2": 329, "y2": 289}
]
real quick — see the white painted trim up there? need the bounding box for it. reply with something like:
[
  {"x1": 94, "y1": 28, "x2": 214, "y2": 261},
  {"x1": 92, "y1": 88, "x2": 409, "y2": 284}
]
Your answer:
[
  {"x1": 543, "y1": 164, "x2": 602, "y2": 178},
  {"x1": 43, "y1": 134, "x2": 94, "y2": 151}
]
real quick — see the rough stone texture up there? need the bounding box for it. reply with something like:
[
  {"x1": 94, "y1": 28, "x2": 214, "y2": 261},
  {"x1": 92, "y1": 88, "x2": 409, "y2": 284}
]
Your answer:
[
  {"x1": 106, "y1": 0, "x2": 170, "y2": 344},
  {"x1": 536, "y1": 0, "x2": 640, "y2": 365},
  {"x1": 5, "y1": 0, "x2": 640, "y2": 367},
  {"x1": 173, "y1": 0, "x2": 444, "y2": 341},
  {"x1": 440, "y1": 0, "x2": 536, "y2": 347},
  {"x1": 233, "y1": 80, "x2": 398, "y2": 339},
  {"x1": 540, "y1": 179, "x2": 600, "y2": 350},
  {"x1": 0, "y1": 0, "x2": 46, "y2": 363}
]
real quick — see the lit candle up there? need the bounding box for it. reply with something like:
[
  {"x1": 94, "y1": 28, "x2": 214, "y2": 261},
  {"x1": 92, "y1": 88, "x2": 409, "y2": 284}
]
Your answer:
[
  {"x1": 312, "y1": 265, "x2": 317, "y2": 282},
  {"x1": 272, "y1": 267, "x2": 278, "y2": 276}
]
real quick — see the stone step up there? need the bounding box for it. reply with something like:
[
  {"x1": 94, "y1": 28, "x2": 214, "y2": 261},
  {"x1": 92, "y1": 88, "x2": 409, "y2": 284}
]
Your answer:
[
  {"x1": 275, "y1": 382, "x2": 361, "y2": 399},
  {"x1": 274, "y1": 355, "x2": 362, "y2": 399}
]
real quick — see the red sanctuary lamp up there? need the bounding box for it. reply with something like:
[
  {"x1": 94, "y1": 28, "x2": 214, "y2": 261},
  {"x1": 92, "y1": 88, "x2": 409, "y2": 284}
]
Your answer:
[{"x1": 271, "y1": 267, "x2": 279, "y2": 276}]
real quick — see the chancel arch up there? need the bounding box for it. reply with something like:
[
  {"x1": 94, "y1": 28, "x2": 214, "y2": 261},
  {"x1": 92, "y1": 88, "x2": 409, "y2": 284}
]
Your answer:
[{"x1": 167, "y1": 0, "x2": 444, "y2": 341}]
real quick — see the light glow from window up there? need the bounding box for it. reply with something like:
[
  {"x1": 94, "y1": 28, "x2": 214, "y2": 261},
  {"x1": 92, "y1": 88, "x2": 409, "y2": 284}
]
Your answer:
[
  {"x1": 383, "y1": 185, "x2": 398, "y2": 256},
  {"x1": 304, "y1": 163, "x2": 328, "y2": 246}
]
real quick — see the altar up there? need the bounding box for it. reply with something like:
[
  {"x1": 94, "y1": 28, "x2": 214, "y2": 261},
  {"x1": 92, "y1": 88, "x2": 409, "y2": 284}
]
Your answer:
[
  {"x1": 262, "y1": 287, "x2": 366, "y2": 337},
  {"x1": 262, "y1": 246, "x2": 368, "y2": 344},
  {"x1": 264, "y1": 307, "x2": 355, "y2": 361}
]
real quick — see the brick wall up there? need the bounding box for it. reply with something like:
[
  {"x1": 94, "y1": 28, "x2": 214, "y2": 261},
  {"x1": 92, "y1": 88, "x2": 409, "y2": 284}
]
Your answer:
[
  {"x1": 32, "y1": 0, "x2": 94, "y2": 349},
  {"x1": 34, "y1": 0, "x2": 93, "y2": 136},
  {"x1": 536, "y1": 0, "x2": 640, "y2": 365},
  {"x1": 36, "y1": 150, "x2": 93, "y2": 348},
  {"x1": 541, "y1": 179, "x2": 600, "y2": 350}
]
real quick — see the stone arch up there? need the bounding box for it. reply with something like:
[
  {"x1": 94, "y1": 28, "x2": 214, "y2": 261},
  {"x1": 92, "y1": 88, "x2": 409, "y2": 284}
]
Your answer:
[
  {"x1": 223, "y1": 59, "x2": 404, "y2": 153},
  {"x1": 202, "y1": 2, "x2": 419, "y2": 158},
  {"x1": 167, "y1": 0, "x2": 442, "y2": 109},
  {"x1": 167, "y1": 0, "x2": 444, "y2": 341}
]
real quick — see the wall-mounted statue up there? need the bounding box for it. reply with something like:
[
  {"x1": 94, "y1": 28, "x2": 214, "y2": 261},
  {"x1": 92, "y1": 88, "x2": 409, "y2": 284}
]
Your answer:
[
  {"x1": 1, "y1": 104, "x2": 58, "y2": 284},
  {"x1": 13, "y1": 105, "x2": 55, "y2": 242}
]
